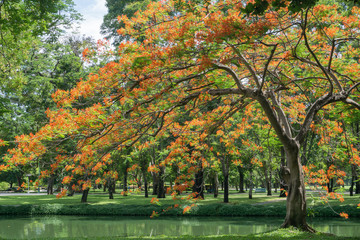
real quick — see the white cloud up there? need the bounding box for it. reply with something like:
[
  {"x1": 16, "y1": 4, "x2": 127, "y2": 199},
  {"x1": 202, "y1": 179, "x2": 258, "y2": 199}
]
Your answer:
[{"x1": 71, "y1": 0, "x2": 107, "y2": 40}]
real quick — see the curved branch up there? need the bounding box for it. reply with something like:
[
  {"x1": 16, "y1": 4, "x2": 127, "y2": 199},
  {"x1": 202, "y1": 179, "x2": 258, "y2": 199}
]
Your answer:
[
  {"x1": 260, "y1": 43, "x2": 278, "y2": 91},
  {"x1": 343, "y1": 98, "x2": 360, "y2": 110},
  {"x1": 302, "y1": 9, "x2": 339, "y2": 93},
  {"x1": 268, "y1": 91, "x2": 292, "y2": 137},
  {"x1": 227, "y1": 43, "x2": 262, "y2": 89},
  {"x1": 212, "y1": 62, "x2": 245, "y2": 92}
]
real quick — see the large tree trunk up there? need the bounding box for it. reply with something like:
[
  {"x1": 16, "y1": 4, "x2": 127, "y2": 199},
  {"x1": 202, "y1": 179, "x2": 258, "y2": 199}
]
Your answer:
[
  {"x1": 152, "y1": 173, "x2": 158, "y2": 195},
  {"x1": 193, "y1": 166, "x2": 204, "y2": 199},
  {"x1": 237, "y1": 166, "x2": 245, "y2": 193},
  {"x1": 157, "y1": 166, "x2": 165, "y2": 198},
  {"x1": 47, "y1": 176, "x2": 55, "y2": 195},
  {"x1": 279, "y1": 146, "x2": 287, "y2": 198},
  {"x1": 350, "y1": 174, "x2": 355, "y2": 196},
  {"x1": 327, "y1": 178, "x2": 334, "y2": 193},
  {"x1": 213, "y1": 172, "x2": 219, "y2": 198},
  {"x1": 108, "y1": 179, "x2": 115, "y2": 199},
  {"x1": 281, "y1": 144, "x2": 314, "y2": 232},
  {"x1": 266, "y1": 177, "x2": 272, "y2": 196},
  {"x1": 356, "y1": 176, "x2": 360, "y2": 194},
  {"x1": 220, "y1": 157, "x2": 229, "y2": 202},
  {"x1": 248, "y1": 169, "x2": 253, "y2": 199},
  {"x1": 264, "y1": 162, "x2": 272, "y2": 196},
  {"x1": 355, "y1": 122, "x2": 360, "y2": 195},
  {"x1": 223, "y1": 172, "x2": 229, "y2": 203},
  {"x1": 81, "y1": 189, "x2": 89, "y2": 203},
  {"x1": 142, "y1": 169, "x2": 148, "y2": 198},
  {"x1": 122, "y1": 169, "x2": 128, "y2": 196}
]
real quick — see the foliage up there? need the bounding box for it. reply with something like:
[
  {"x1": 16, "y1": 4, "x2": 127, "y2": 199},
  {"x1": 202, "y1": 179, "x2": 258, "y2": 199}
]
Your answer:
[
  {"x1": 0, "y1": 0, "x2": 81, "y2": 90},
  {"x1": 2, "y1": 0, "x2": 360, "y2": 230},
  {"x1": 0, "y1": 193, "x2": 359, "y2": 218},
  {"x1": 101, "y1": 0, "x2": 153, "y2": 45}
]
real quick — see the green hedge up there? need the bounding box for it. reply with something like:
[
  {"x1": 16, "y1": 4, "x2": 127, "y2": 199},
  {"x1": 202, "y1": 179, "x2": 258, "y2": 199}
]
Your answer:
[{"x1": 0, "y1": 203, "x2": 359, "y2": 218}]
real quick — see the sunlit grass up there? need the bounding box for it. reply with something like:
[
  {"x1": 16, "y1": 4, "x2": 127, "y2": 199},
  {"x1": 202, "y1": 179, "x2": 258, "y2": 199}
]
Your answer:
[
  {"x1": 0, "y1": 190, "x2": 358, "y2": 209},
  {"x1": 39, "y1": 228, "x2": 359, "y2": 239}
]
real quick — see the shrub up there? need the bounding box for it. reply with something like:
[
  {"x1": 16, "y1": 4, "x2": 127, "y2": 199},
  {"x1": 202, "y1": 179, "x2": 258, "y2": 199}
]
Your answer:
[
  {"x1": 0, "y1": 182, "x2": 10, "y2": 191},
  {"x1": 0, "y1": 203, "x2": 358, "y2": 218}
]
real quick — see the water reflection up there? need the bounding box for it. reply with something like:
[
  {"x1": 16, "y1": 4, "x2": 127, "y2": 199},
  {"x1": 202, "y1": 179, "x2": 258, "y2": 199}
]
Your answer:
[{"x1": 0, "y1": 216, "x2": 358, "y2": 239}]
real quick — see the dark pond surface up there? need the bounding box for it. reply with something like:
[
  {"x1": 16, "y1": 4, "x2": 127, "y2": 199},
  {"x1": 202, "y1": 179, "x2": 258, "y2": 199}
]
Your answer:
[{"x1": 0, "y1": 215, "x2": 358, "y2": 239}]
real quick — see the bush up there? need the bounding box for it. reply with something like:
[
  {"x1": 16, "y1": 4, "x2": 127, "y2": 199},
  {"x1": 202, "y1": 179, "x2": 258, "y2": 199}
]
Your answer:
[
  {"x1": 0, "y1": 203, "x2": 358, "y2": 218},
  {"x1": 0, "y1": 182, "x2": 10, "y2": 191}
]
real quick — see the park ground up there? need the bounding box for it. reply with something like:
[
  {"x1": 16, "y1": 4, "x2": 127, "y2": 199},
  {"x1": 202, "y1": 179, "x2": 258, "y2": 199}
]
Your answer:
[
  {"x1": 0, "y1": 190, "x2": 359, "y2": 239},
  {"x1": 18, "y1": 229, "x2": 359, "y2": 240}
]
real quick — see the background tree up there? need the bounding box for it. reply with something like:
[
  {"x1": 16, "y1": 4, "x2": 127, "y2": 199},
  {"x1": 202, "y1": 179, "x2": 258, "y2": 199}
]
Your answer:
[
  {"x1": 3, "y1": 0, "x2": 360, "y2": 233},
  {"x1": 101, "y1": 0, "x2": 153, "y2": 46}
]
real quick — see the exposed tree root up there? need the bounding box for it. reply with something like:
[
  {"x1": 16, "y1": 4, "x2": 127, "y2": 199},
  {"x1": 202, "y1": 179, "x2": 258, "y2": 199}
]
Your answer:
[{"x1": 281, "y1": 222, "x2": 316, "y2": 233}]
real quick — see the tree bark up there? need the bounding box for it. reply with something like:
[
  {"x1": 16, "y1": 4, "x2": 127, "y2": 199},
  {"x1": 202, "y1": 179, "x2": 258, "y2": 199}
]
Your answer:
[
  {"x1": 220, "y1": 156, "x2": 230, "y2": 202},
  {"x1": 279, "y1": 146, "x2": 287, "y2": 198},
  {"x1": 81, "y1": 188, "x2": 89, "y2": 203},
  {"x1": 264, "y1": 162, "x2": 272, "y2": 196},
  {"x1": 266, "y1": 178, "x2": 272, "y2": 196},
  {"x1": 142, "y1": 169, "x2": 148, "y2": 198},
  {"x1": 249, "y1": 169, "x2": 253, "y2": 199},
  {"x1": 108, "y1": 179, "x2": 115, "y2": 199},
  {"x1": 350, "y1": 174, "x2": 355, "y2": 196},
  {"x1": 193, "y1": 166, "x2": 204, "y2": 199},
  {"x1": 213, "y1": 171, "x2": 219, "y2": 198},
  {"x1": 237, "y1": 166, "x2": 245, "y2": 193},
  {"x1": 47, "y1": 176, "x2": 55, "y2": 195},
  {"x1": 356, "y1": 176, "x2": 360, "y2": 194},
  {"x1": 157, "y1": 166, "x2": 165, "y2": 198},
  {"x1": 223, "y1": 172, "x2": 229, "y2": 203},
  {"x1": 327, "y1": 178, "x2": 334, "y2": 193},
  {"x1": 281, "y1": 144, "x2": 314, "y2": 232},
  {"x1": 103, "y1": 182, "x2": 107, "y2": 192},
  {"x1": 123, "y1": 168, "x2": 128, "y2": 196}
]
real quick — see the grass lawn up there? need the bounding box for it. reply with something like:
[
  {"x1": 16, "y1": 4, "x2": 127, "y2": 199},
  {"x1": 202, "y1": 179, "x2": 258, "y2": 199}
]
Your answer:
[
  {"x1": 0, "y1": 190, "x2": 359, "y2": 208},
  {"x1": 25, "y1": 228, "x2": 360, "y2": 239},
  {"x1": 0, "y1": 191, "x2": 359, "y2": 239}
]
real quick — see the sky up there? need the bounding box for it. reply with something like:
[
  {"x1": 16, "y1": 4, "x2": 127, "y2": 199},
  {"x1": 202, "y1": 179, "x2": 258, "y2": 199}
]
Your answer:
[{"x1": 72, "y1": 0, "x2": 108, "y2": 40}]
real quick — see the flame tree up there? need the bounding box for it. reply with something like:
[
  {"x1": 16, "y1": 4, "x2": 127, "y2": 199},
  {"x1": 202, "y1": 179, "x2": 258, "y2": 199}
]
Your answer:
[{"x1": 2, "y1": 0, "x2": 360, "y2": 231}]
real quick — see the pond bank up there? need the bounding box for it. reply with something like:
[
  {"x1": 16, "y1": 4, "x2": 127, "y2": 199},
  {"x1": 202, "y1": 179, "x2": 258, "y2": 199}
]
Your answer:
[
  {"x1": 0, "y1": 215, "x2": 359, "y2": 239},
  {"x1": 0, "y1": 203, "x2": 359, "y2": 218}
]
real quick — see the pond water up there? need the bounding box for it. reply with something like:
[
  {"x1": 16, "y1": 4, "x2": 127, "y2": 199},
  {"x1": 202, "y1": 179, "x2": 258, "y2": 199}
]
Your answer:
[{"x1": 0, "y1": 215, "x2": 358, "y2": 239}]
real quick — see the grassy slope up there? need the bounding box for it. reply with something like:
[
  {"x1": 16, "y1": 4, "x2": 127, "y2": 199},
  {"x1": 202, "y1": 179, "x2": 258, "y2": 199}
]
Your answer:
[
  {"x1": 0, "y1": 192, "x2": 359, "y2": 239},
  {"x1": 0, "y1": 191, "x2": 359, "y2": 218},
  {"x1": 0, "y1": 190, "x2": 359, "y2": 206},
  {"x1": 31, "y1": 228, "x2": 360, "y2": 240}
]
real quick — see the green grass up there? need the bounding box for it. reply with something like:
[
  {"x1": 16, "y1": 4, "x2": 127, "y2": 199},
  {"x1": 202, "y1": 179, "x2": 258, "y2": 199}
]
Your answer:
[
  {"x1": 0, "y1": 192, "x2": 359, "y2": 239},
  {"x1": 0, "y1": 191, "x2": 359, "y2": 217},
  {"x1": 0, "y1": 190, "x2": 359, "y2": 206},
  {"x1": 16, "y1": 228, "x2": 360, "y2": 240}
]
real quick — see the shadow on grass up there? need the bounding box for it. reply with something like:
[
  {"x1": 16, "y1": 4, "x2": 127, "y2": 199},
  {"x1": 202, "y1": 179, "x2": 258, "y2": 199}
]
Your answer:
[{"x1": 45, "y1": 229, "x2": 358, "y2": 240}]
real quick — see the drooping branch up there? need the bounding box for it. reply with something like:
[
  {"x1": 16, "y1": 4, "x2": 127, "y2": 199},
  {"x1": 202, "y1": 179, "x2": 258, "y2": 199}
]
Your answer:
[
  {"x1": 207, "y1": 97, "x2": 252, "y2": 135},
  {"x1": 343, "y1": 98, "x2": 360, "y2": 110},
  {"x1": 295, "y1": 92, "x2": 353, "y2": 144}
]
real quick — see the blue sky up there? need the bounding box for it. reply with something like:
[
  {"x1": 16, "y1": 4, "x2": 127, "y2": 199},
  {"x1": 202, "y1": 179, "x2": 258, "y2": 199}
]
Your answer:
[{"x1": 72, "y1": 0, "x2": 107, "y2": 40}]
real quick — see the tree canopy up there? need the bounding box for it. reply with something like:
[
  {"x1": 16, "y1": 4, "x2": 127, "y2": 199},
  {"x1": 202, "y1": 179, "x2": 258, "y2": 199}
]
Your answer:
[{"x1": 1, "y1": 0, "x2": 360, "y2": 232}]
